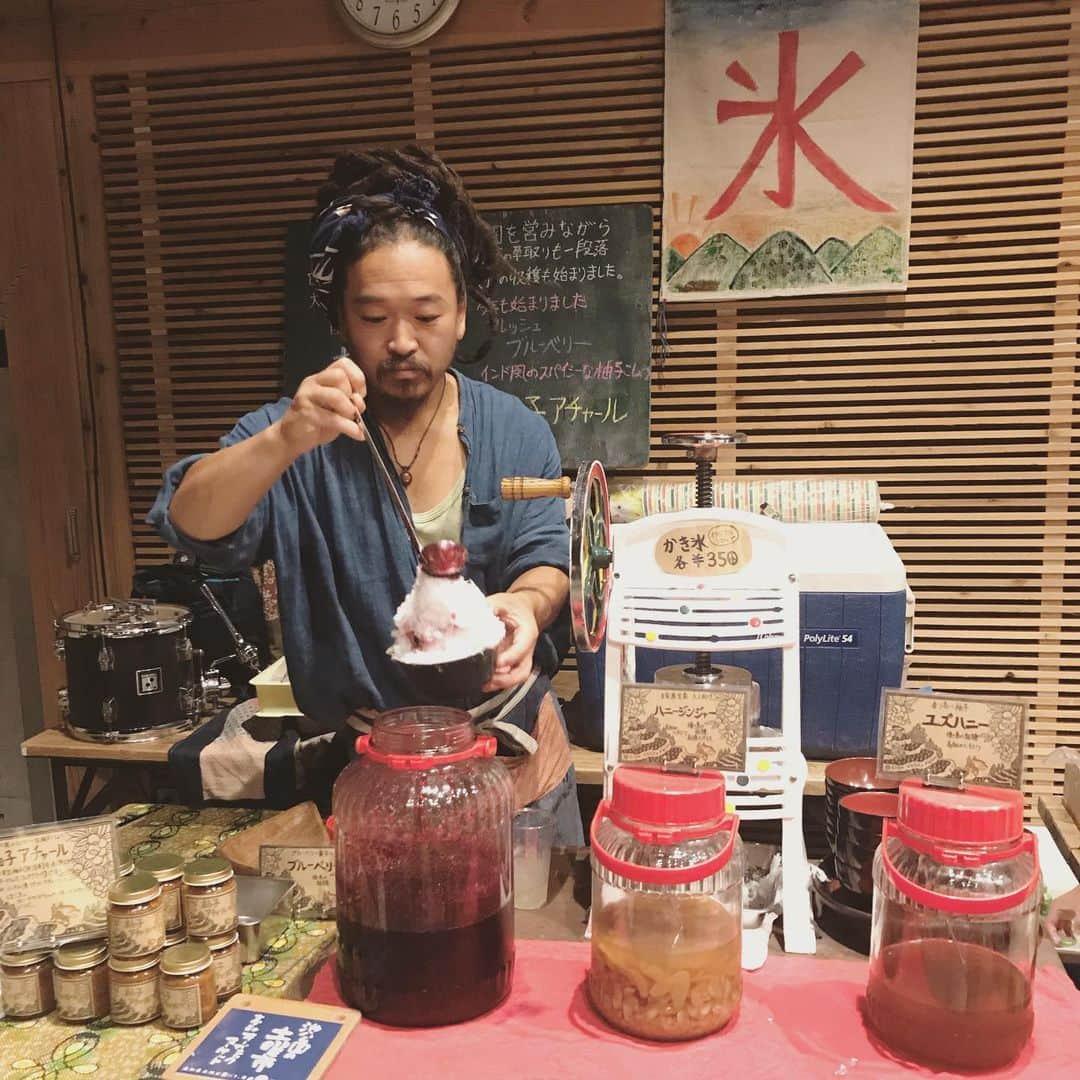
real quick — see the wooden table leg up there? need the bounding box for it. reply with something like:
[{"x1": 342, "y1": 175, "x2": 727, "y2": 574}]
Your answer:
[
  {"x1": 83, "y1": 771, "x2": 126, "y2": 817},
  {"x1": 69, "y1": 764, "x2": 165, "y2": 819},
  {"x1": 51, "y1": 760, "x2": 71, "y2": 819},
  {"x1": 69, "y1": 765, "x2": 98, "y2": 817}
]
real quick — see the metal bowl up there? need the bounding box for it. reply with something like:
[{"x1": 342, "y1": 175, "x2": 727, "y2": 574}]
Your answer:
[{"x1": 236, "y1": 874, "x2": 296, "y2": 964}]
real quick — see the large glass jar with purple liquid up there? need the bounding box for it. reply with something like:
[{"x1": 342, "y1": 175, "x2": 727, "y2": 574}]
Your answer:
[{"x1": 332, "y1": 706, "x2": 514, "y2": 1026}]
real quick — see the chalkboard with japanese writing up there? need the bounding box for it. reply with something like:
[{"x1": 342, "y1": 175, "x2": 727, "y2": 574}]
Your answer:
[
  {"x1": 281, "y1": 203, "x2": 654, "y2": 467},
  {"x1": 458, "y1": 203, "x2": 653, "y2": 467},
  {"x1": 282, "y1": 221, "x2": 339, "y2": 396}
]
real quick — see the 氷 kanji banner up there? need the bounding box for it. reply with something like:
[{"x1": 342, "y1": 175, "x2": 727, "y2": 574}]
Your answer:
[{"x1": 662, "y1": 0, "x2": 917, "y2": 301}]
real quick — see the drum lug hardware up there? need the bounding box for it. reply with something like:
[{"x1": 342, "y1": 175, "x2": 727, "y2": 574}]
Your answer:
[
  {"x1": 201, "y1": 664, "x2": 230, "y2": 710},
  {"x1": 57, "y1": 688, "x2": 69, "y2": 715},
  {"x1": 176, "y1": 636, "x2": 193, "y2": 661},
  {"x1": 102, "y1": 696, "x2": 115, "y2": 729},
  {"x1": 179, "y1": 686, "x2": 198, "y2": 720},
  {"x1": 98, "y1": 644, "x2": 114, "y2": 672},
  {"x1": 53, "y1": 638, "x2": 66, "y2": 662}
]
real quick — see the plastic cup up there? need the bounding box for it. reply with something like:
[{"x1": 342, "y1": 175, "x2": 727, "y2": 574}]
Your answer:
[{"x1": 512, "y1": 808, "x2": 555, "y2": 910}]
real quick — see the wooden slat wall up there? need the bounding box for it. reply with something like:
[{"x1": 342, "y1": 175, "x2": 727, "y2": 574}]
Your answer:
[{"x1": 90, "y1": 0, "x2": 1079, "y2": 812}]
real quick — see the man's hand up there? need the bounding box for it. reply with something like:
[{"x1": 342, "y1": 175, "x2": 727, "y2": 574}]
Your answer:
[
  {"x1": 278, "y1": 355, "x2": 367, "y2": 457},
  {"x1": 484, "y1": 592, "x2": 541, "y2": 691}
]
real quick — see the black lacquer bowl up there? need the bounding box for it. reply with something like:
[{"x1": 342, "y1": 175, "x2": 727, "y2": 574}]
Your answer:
[{"x1": 394, "y1": 647, "x2": 497, "y2": 710}]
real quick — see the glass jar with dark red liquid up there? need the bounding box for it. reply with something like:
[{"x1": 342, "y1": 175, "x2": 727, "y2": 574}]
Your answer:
[
  {"x1": 333, "y1": 706, "x2": 514, "y2": 1026},
  {"x1": 867, "y1": 779, "x2": 1041, "y2": 1071}
]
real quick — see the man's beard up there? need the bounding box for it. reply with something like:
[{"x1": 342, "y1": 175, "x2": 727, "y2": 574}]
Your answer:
[{"x1": 368, "y1": 358, "x2": 437, "y2": 420}]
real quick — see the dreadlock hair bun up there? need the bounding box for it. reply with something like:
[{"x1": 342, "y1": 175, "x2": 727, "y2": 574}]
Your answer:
[{"x1": 314, "y1": 143, "x2": 506, "y2": 359}]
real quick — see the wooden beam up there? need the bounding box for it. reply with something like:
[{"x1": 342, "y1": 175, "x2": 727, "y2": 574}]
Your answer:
[
  {"x1": 54, "y1": 0, "x2": 665, "y2": 76},
  {"x1": 1, "y1": 79, "x2": 99, "y2": 730},
  {"x1": 59, "y1": 74, "x2": 135, "y2": 596},
  {"x1": 0, "y1": 0, "x2": 54, "y2": 83}
]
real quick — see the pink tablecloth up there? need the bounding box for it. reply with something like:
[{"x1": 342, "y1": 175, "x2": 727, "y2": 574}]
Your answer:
[{"x1": 309, "y1": 940, "x2": 1079, "y2": 1079}]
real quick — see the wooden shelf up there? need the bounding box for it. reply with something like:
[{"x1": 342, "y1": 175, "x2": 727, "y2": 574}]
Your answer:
[
  {"x1": 1039, "y1": 795, "x2": 1080, "y2": 884},
  {"x1": 23, "y1": 729, "x2": 829, "y2": 799},
  {"x1": 22, "y1": 727, "x2": 183, "y2": 764},
  {"x1": 569, "y1": 744, "x2": 604, "y2": 786},
  {"x1": 806, "y1": 759, "x2": 826, "y2": 797}
]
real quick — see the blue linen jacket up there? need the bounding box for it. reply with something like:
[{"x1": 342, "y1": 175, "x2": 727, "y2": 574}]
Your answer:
[{"x1": 148, "y1": 372, "x2": 570, "y2": 727}]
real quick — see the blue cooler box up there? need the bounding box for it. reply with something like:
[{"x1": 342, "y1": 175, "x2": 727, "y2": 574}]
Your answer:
[{"x1": 576, "y1": 522, "x2": 911, "y2": 760}]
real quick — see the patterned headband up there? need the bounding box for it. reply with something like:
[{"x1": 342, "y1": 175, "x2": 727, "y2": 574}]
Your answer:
[{"x1": 307, "y1": 175, "x2": 459, "y2": 315}]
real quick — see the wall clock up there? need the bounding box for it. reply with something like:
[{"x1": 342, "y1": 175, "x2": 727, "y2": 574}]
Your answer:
[{"x1": 337, "y1": 0, "x2": 460, "y2": 49}]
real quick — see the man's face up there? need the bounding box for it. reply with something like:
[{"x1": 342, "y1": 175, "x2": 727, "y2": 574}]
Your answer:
[{"x1": 338, "y1": 239, "x2": 466, "y2": 408}]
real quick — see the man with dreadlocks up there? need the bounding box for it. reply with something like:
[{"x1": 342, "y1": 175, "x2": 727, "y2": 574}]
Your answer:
[{"x1": 150, "y1": 144, "x2": 581, "y2": 843}]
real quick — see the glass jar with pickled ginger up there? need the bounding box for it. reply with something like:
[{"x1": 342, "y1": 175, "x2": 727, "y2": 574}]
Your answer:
[{"x1": 588, "y1": 765, "x2": 742, "y2": 1041}]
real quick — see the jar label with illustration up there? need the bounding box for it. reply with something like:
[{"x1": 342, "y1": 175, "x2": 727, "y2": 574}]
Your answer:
[
  {"x1": 111, "y1": 975, "x2": 160, "y2": 1024},
  {"x1": 162, "y1": 884, "x2": 183, "y2": 931},
  {"x1": 161, "y1": 981, "x2": 205, "y2": 1028},
  {"x1": 55, "y1": 973, "x2": 98, "y2": 1020},
  {"x1": 109, "y1": 906, "x2": 166, "y2": 957},
  {"x1": 184, "y1": 889, "x2": 237, "y2": 936},
  {"x1": 2, "y1": 970, "x2": 46, "y2": 1015},
  {"x1": 212, "y1": 948, "x2": 243, "y2": 997}
]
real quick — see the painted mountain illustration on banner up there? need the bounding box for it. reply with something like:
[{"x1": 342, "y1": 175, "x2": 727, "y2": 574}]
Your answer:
[
  {"x1": 665, "y1": 226, "x2": 905, "y2": 294},
  {"x1": 666, "y1": 234, "x2": 749, "y2": 293}
]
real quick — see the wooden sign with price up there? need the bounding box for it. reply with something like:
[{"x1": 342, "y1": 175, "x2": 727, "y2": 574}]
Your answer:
[
  {"x1": 876, "y1": 688, "x2": 1027, "y2": 789},
  {"x1": 655, "y1": 521, "x2": 752, "y2": 576}
]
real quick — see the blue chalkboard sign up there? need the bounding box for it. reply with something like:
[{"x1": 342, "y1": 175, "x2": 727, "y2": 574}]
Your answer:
[{"x1": 166, "y1": 996, "x2": 359, "y2": 1080}]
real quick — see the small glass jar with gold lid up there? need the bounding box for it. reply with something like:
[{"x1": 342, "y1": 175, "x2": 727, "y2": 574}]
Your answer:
[
  {"x1": 52, "y1": 940, "x2": 109, "y2": 1022},
  {"x1": 108, "y1": 871, "x2": 165, "y2": 958},
  {"x1": 1, "y1": 948, "x2": 56, "y2": 1018},
  {"x1": 135, "y1": 852, "x2": 185, "y2": 933},
  {"x1": 190, "y1": 931, "x2": 242, "y2": 1000},
  {"x1": 182, "y1": 857, "x2": 237, "y2": 937},
  {"x1": 108, "y1": 953, "x2": 161, "y2": 1025},
  {"x1": 159, "y1": 943, "x2": 217, "y2": 1029}
]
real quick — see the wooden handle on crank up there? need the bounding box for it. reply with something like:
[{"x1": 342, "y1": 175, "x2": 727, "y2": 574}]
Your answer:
[{"x1": 501, "y1": 476, "x2": 572, "y2": 500}]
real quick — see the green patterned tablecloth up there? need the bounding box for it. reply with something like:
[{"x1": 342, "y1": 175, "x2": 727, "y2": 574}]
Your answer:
[{"x1": 0, "y1": 805, "x2": 337, "y2": 1080}]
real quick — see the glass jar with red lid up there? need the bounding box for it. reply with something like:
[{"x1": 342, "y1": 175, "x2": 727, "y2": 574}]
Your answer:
[
  {"x1": 332, "y1": 705, "x2": 514, "y2": 1027},
  {"x1": 867, "y1": 778, "x2": 1041, "y2": 1071},
  {"x1": 588, "y1": 765, "x2": 742, "y2": 1041}
]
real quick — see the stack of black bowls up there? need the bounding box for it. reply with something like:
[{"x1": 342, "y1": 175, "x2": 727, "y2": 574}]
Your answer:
[
  {"x1": 834, "y1": 791, "x2": 898, "y2": 895},
  {"x1": 811, "y1": 758, "x2": 899, "y2": 954}
]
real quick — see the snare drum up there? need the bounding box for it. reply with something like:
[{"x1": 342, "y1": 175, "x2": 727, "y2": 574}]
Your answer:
[{"x1": 54, "y1": 600, "x2": 200, "y2": 743}]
